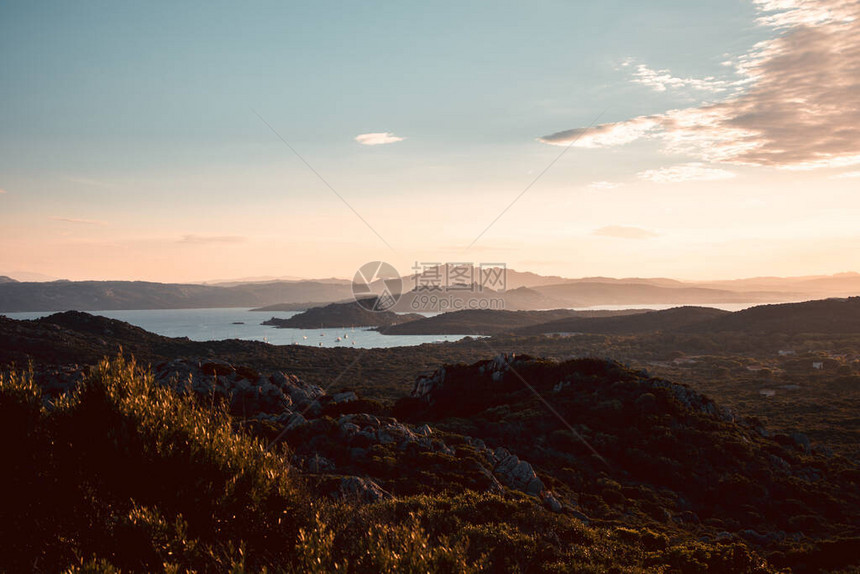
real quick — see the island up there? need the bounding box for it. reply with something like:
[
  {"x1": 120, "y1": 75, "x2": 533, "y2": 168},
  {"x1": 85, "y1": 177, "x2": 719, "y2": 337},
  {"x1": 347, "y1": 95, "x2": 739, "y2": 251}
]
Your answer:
[{"x1": 262, "y1": 298, "x2": 424, "y2": 329}]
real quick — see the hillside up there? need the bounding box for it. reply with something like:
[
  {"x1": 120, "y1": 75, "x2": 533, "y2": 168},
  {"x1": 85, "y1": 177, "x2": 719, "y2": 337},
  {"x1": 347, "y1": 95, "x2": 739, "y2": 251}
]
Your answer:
[
  {"x1": 262, "y1": 299, "x2": 424, "y2": 329},
  {"x1": 379, "y1": 308, "x2": 649, "y2": 335},
  {"x1": 3, "y1": 343, "x2": 859, "y2": 571},
  {"x1": 385, "y1": 299, "x2": 860, "y2": 337},
  {"x1": 395, "y1": 354, "x2": 860, "y2": 571},
  {"x1": 685, "y1": 297, "x2": 860, "y2": 334},
  {"x1": 515, "y1": 306, "x2": 731, "y2": 335}
]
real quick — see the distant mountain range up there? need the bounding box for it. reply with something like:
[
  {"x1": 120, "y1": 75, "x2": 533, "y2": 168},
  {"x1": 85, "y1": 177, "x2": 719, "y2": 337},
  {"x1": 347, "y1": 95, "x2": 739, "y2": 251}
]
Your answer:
[
  {"x1": 0, "y1": 280, "x2": 354, "y2": 312},
  {"x1": 1, "y1": 269, "x2": 858, "y2": 312}
]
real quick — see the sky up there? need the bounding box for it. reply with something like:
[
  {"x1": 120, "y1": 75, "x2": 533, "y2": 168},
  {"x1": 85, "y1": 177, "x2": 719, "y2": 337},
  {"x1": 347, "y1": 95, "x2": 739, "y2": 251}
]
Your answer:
[{"x1": 1, "y1": 0, "x2": 859, "y2": 283}]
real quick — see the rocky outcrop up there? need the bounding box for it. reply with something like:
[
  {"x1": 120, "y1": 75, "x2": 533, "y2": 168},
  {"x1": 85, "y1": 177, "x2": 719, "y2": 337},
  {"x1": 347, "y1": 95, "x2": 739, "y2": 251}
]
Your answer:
[
  {"x1": 334, "y1": 476, "x2": 391, "y2": 502},
  {"x1": 491, "y1": 447, "x2": 545, "y2": 495},
  {"x1": 336, "y1": 413, "x2": 454, "y2": 454},
  {"x1": 412, "y1": 353, "x2": 524, "y2": 400},
  {"x1": 154, "y1": 359, "x2": 328, "y2": 415},
  {"x1": 412, "y1": 367, "x2": 446, "y2": 399},
  {"x1": 645, "y1": 378, "x2": 736, "y2": 422}
]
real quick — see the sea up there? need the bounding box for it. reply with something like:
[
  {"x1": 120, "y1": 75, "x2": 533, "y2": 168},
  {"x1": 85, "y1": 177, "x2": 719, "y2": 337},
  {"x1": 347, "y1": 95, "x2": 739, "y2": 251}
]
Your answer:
[
  {"x1": 2, "y1": 302, "x2": 765, "y2": 349},
  {"x1": 1, "y1": 308, "x2": 464, "y2": 349}
]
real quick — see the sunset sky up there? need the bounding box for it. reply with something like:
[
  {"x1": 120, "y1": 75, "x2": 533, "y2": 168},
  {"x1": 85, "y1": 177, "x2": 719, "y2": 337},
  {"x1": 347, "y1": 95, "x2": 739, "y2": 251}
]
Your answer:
[{"x1": 1, "y1": 0, "x2": 859, "y2": 282}]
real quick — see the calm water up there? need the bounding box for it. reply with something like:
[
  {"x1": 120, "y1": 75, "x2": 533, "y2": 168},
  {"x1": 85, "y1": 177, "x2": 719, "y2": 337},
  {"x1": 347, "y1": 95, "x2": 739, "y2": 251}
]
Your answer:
[
  {"x1": 1, "y1": 308, "x2": 467, "y2": 349},
  {"x1": 2, "y1": 302, "x2": 766, "y2": 348}
]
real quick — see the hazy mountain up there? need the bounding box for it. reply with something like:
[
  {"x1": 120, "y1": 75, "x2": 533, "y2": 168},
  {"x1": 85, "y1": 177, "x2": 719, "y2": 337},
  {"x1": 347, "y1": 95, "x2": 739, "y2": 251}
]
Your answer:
[
  {"x1": 1, "y1": 269, "x2": 852, "y2": 313},
  {"x1": 0, "y1": 271, "x2": 62, "y2": 282},
  {"x1": 530, "y1": 282, "x2": 802, "y2": 306},
  {"x1": 692, "y1": 272, "x2": 860, "y2": 296},
  {"x1": 402, "y1": 266, "x2": 576, "y2": 290},
  {"x1": 202, "y1": 276, "x2": 350, "y2": 287},
  {"x1": 389, "y1": 285, "x2": 569, "y2": 313},
  {"x1": 0, "y1": 280, "x2": 354, "y2": 312},
  {"x1": 0, "y1": 276, "x2": 18, "y2": 284}
]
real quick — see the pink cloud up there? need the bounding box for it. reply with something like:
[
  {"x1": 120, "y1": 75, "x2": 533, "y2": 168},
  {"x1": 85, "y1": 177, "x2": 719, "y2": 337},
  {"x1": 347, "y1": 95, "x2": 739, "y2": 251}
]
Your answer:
[
  {"x1": 638, "y1": 163, "x2": 736, "y2": 183},
  {"x1": 540, "y1": 0, "x2": 860, "y2": 170},
  {"x1": 355, "y1": 132, "x2": 405, "y2": 146},
  {"x1": 49, "y1": 216, "x2": 106, "y2": 225}
]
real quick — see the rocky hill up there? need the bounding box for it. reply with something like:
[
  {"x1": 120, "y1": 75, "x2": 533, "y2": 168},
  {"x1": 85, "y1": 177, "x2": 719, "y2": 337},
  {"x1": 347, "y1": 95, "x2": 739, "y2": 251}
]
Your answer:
[
  {"x1": 379, "y1": 298, "x2": 860, "y2": 337},
  {"x1": 685, "y1": 297, "x2": 860, "y2": 334},
  {"x1": 394, "y1": 354, "x2": 860, "y2": 570},
  {"x1": 379, "y1": 308, "x2": 648, "y2": 335},
  {"x1": 262, "y1": 299, "x2": 424, "y2": 329},
  {"x1": 3, "y1": 312, "x2": 860, "y2": 571},
  {"x1": 514, "y1": 306, "x2": 731, "y2": 335}
]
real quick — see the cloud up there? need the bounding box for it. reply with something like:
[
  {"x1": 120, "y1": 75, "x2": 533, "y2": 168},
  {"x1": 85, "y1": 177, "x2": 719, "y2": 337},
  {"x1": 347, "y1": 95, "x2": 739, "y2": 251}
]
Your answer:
[
  {"x1": 0, "y1": 188, "x2": 6, "y2": 194},
  {"x1": 539, "y1": 0, "x2": 860, "y2": 170},
  {"x1": 637, "y1": 162, "x2": 736, "y2": 183},
  {"x1": 832, "y1": 170, "x2": 860, "y2": 179},
  {"x1": 179, "y1": 234, "x2": 246, "y2": 244},
  {"x1": 593, "y1": 225, "x2": 659, "y2": 239},
  {"x1": 624, "y1": 61, "x2": 735, "y2": 93},
  {"x1": 541, "y1": 116, "x2": 659, "y2": 148},
  {"x1": 587, "y1": 181, "x2": 622, "y2": 190},
  {"x1": 355, "y1": 132, "x2": 405, "y2": 146},
  {"x1": 49, "y1": 216, "x2": 106, "y2": 225}
]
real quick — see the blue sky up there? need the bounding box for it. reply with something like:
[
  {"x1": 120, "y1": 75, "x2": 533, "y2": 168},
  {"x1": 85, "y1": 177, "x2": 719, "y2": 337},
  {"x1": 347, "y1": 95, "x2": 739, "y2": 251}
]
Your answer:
[{"x1": 1, "y1": 0, "x2": 859, "y2": 281}]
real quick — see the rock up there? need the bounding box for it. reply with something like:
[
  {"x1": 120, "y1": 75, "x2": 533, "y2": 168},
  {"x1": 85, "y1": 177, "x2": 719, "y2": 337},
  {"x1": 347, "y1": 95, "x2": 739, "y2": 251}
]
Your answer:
[
  {"x1": 340, "y1": 422, "x2": 360, "y2": 437},
  {"x1": 493, "y1": 449, "x2": 545, "y2": 495},
  {"x1": 306, "y1": 454, "x2": 335, "y2": 473},
  {"x1": 739, "y1": 529, "x2": 771, "y2": 546},
  {"x1": 569, "y1": 510, "x2": 590, "y2": 524},
  {"x1": 331, "y1": 391, "x2": 358, "y2": 404},
  {"x1": 791, "y1": 432, "x2": 811, "y2": 453},
  {"x1": 412, "y1": 367, "x2": 446, "y2": 399},
  {"x1": 542, "y1": 492, "x2": 563, "y2": 513},
  {"x1": 335, "y1": 476, "x2": 391, "y2": 503},
  {"x1": 648, "y1": 379, "x2": 735, "y2": 422},
  {"x1": 673, "y1": 511, "x2": 700, "y2": 524},
  {"x1": 283, "y1": 412, "x2": 308, "y2": 431}
]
